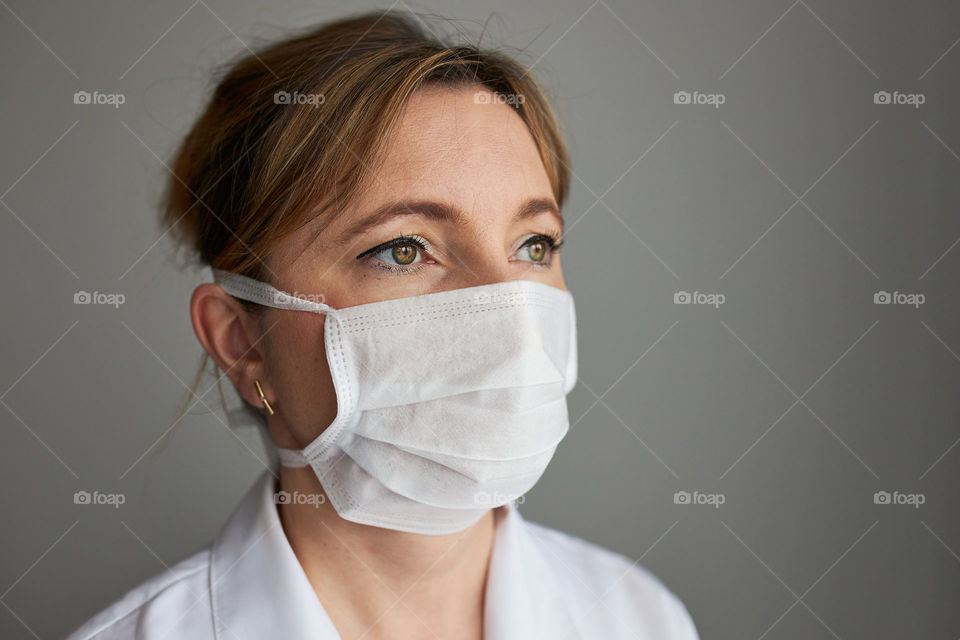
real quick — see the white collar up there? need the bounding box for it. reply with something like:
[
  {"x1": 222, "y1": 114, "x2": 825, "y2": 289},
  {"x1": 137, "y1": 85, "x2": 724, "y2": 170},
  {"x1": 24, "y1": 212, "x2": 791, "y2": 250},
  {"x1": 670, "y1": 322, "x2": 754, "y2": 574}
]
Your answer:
[
  {"x1": 210, "y1": 473, "x2": 338, "y2": 639},
  {"x1": 209, "y1": 472, "x2": 570, "y2": 640}
]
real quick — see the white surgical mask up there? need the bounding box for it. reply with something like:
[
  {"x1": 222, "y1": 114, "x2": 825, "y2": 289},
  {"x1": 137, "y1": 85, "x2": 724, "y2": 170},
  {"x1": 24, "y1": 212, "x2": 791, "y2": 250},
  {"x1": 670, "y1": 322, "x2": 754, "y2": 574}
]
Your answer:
[{"x1": 213, "y1": 270, "x2": 578, "y2": 535}]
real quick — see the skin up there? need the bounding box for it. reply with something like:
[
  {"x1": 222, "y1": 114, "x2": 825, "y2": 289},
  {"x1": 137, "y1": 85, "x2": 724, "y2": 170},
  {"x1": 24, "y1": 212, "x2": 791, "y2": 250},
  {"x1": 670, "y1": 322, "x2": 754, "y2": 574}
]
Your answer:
[{"x1": 190, "y1": 85, "x2": 566, "y2": 640}]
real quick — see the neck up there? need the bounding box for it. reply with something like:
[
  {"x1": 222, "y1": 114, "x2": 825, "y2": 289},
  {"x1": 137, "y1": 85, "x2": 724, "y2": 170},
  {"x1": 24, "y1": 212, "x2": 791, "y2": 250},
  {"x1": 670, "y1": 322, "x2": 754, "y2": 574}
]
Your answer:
[{"x1": 277, "y1": 466, "x2": 496, "y2": 640}]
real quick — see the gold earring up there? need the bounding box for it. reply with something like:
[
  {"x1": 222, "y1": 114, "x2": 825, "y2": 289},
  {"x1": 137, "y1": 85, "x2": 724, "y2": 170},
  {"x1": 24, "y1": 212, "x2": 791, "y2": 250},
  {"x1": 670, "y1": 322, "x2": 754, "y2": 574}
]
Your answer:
[{"x1": 254, "y1": 380, "x2": 274, "y2": 415}]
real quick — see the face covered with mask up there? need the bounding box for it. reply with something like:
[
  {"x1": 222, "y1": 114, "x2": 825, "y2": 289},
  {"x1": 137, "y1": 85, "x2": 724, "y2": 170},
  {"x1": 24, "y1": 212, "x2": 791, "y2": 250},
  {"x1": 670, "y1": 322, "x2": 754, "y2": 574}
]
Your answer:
[
  {"x1": 195, "y1": 85, "x2": 576, "y2": 536},
  {"x1": 215, "y1": 270, "x2": 577, "y2": 535}
]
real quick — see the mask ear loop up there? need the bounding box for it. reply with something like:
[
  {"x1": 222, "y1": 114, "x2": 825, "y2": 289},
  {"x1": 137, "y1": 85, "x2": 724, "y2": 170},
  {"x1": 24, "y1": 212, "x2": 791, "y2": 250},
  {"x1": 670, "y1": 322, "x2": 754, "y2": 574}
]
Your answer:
[
  {"x1": 211, "y1": 269, "x2": 336, "y2": 469},
  {"x1": 211, "y1": 268, "x2": 336, "y2": 315}
]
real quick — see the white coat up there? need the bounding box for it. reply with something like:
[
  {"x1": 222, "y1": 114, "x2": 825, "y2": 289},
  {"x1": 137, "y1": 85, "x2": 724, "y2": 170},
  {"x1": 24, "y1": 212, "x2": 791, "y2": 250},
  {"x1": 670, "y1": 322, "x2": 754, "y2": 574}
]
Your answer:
[{"x1": 67, "y1": 472, "x2": 699, "y2": 639}]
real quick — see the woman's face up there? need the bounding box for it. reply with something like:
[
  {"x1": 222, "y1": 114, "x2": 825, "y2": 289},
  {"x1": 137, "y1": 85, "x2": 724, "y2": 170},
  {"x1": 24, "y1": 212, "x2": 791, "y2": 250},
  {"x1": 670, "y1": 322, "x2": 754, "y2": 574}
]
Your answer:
[{"x1": 245, "y1": 85, "x2": 566, "y2": 449}]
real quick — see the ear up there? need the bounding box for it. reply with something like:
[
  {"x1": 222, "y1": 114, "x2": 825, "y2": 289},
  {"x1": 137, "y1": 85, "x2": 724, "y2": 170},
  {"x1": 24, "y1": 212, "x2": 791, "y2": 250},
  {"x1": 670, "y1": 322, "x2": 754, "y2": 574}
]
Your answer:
[{"x1": 190, "y1": 283, "x2": 270, "y2": 410}]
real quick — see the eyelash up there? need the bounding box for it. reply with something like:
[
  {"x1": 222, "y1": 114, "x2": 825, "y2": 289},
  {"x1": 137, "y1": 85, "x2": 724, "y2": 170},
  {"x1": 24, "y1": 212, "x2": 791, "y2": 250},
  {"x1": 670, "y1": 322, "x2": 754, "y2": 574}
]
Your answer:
[
  {"x1": 355, "y1": 232, "x2": 564, "y2": 274},
  {"x1": 517, "y1": 233, "x2": 564, "y2": 268},
  {"x1": 355, "y1": 234, "x2": 431, "y2": 274}
]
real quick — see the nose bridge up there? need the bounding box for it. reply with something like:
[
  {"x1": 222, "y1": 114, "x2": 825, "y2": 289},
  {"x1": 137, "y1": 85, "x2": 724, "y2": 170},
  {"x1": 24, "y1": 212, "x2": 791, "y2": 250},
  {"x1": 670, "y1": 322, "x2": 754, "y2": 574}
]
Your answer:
[
  {"x1": 436, "y1": 220, "x2": 514, "y2": 288},
  {"x1": 443, "y1": 237, "x2": 517, "y2": 288},
  {"x1": 460, "y1": 255, "x2": 516, "y2": 287},
  {"x1": 437, "y1": 207, "x2": 564, "y2": 289}
]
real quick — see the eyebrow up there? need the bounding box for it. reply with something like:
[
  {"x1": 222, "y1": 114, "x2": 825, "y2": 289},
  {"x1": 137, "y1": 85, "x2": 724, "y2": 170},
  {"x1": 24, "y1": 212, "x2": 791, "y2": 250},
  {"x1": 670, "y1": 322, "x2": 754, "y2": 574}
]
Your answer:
[{"x1": 341, "y1": 196, "x2": 563, "y2": 240}]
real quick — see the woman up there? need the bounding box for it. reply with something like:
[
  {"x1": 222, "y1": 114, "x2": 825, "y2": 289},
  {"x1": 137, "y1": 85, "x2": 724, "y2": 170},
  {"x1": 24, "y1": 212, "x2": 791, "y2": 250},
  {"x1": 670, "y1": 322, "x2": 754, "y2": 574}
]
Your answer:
[{"x1": 69, "y1": 11, "x2": 698, "y2": 640}]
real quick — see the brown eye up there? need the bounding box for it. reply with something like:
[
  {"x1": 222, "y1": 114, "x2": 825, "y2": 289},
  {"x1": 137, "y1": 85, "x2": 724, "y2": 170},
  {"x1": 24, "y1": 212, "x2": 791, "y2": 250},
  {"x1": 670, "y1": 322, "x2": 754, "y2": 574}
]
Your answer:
[
  {"x1": 357, "y1": 235, "x2": 428, "y2": 271},
  {"x1": 517, "y1": 235, "x2": 557, "y2": 264},
  {"x1": 527, "y1": 241, "x2": 546, "y2": 262},
  {"x1": 392, "y1": 243, "x2": 418, "y2": 265}
]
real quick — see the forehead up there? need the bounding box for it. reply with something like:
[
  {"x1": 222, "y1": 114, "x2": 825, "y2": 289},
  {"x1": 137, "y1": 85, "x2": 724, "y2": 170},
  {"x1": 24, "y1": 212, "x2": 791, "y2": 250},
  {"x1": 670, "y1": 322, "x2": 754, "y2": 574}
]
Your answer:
[
  {"x1": 361, "y1": 85, "x2": 554, "y2": 205},
  {"x1": 273, "y1": 87, "x2": 558, "y2": 268}
]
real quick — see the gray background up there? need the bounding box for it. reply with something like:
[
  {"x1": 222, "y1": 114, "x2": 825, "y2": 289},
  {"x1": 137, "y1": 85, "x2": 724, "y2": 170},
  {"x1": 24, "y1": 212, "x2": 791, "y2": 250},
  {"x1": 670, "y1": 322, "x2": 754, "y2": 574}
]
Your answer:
[{"x1": 2, "y1": 1, "x2": 959, "y2": 638}]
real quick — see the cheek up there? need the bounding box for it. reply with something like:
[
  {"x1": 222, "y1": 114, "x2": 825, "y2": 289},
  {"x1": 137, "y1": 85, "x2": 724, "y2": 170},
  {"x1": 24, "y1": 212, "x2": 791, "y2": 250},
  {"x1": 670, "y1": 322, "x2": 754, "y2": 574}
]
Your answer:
[
  {"x1": 266, "y1": 314, "x2": 338, "y2": 445},
  {"x1": 545, "y1": 253, "x2": 566, "y2": 289}
]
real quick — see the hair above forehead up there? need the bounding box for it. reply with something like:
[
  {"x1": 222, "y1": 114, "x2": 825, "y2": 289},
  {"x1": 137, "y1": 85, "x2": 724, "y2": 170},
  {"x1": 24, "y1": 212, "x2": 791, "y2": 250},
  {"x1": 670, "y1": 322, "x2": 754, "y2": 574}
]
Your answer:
[{"x1": 162, "y1": 10, "x2": 571, "y2": 280}]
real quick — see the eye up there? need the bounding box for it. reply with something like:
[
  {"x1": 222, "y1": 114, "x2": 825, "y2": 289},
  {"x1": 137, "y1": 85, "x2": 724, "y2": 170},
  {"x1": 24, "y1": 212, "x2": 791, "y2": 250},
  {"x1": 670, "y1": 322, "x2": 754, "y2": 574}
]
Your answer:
[
  {"x1": 515, "y1": 233, "x2": 562, "y2": 265},
  {"x1": 386, "y1": 242, "x2": 419, "y2": 265},
  {"x1": 355, "y1": 235, "x2": 429, "y2": 272}
]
